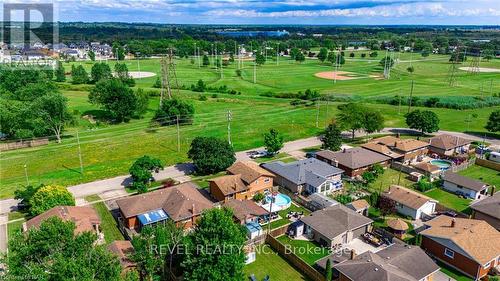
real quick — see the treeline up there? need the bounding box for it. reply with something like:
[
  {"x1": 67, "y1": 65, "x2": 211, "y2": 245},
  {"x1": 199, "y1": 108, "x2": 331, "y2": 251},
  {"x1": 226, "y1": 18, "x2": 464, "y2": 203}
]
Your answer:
[{"x1": 374, "y1": 95, "x2": 500, "y2": 110}]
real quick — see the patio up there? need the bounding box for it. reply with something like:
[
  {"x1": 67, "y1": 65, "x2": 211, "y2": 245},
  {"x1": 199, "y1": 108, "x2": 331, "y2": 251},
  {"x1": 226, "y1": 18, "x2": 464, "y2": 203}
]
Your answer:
[{"x1": 344, "y1": 237, "x2": 388, "y2": 254}]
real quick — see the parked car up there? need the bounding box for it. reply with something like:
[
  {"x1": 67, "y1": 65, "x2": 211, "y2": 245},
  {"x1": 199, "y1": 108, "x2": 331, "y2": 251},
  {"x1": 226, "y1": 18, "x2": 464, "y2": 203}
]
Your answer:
[
  {"x1": 250, "y1": 150, "x2": 268, "y2": 159},
  {"x1": 17, "y1": 199, "x2": 28, "y2": 211},
  {"x1": 305, "y1": 151, "x2": 317, "y2": 158}
]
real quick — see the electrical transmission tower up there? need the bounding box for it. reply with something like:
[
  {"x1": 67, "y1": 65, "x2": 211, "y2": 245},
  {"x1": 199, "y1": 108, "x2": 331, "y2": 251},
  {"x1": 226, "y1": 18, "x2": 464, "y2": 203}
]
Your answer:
[
  {"x1": 467, "y1": 49, "x2": 481, "y2": 75},
  {"x1": 446, "y1": 46, "x2": 461, "y2": 87},
  {"x1": 160, "y1": 48, "x2": 180, "y2": 106}
]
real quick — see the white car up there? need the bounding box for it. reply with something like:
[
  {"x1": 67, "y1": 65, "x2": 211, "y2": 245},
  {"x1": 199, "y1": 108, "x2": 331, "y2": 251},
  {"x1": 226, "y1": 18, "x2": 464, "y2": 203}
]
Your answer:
[{"x1": 249, "y1": 150, "x2": 268, "y2": 159}]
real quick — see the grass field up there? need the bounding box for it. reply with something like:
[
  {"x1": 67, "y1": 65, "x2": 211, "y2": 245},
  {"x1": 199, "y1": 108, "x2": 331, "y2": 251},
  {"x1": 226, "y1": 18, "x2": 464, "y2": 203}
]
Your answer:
[
  {"x1": 458, "y1": 165, "x2": 500, "y2": 187},
  {"x1": 244, "y1": 245, "x2": 310, "y2": 281},
  {"x1": 0, "y1": 54, "x2": 498, "y2": 199},
  {"x1": 424, "y1": 188, "x2": 472, "y2": 214}
]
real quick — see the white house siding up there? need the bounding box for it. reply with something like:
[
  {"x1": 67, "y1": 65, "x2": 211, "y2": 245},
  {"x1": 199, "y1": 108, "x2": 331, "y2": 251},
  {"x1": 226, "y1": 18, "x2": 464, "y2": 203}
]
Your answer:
[
  {"x1": 397, "y1": 201, "x2": 435, "y2": 219},
  {"x1": 416, "y1": 201, "x2": 436, "y2": 219},
  {"x1": 442, "y1": 181, "x2": 479, "y2": 199},
  {"x1": 396, "y1": 204, "x2": 418, "y2": 219}
]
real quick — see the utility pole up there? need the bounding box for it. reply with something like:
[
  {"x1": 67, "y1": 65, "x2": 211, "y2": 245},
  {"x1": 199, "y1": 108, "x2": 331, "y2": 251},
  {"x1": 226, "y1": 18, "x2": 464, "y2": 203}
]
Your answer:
[
  {"x1": 136, "y1": 52, "x2": 141, "y2": 79},
  {"x1": 398, "y1": 89, "x2": 402, "y2": 115},
  {"x1": 176, "y1": 115, "x2": 180, "y2": 152},
  {"x1": 23, "y1": 164, "x2": 29, "y2": 185},
  {"x1": 76, "y1": 131, "x2": 84, "y2": 174},
  {"x1": 325, "y1": 95, "x2": 330, "y2": 127},
  {"x1": 253, "y1": 59, "x2": 256, "y2": 83},
  {"x1": 408, "y1": 80, "x2": 414, "y2": 114},
  {"x1": 490, "y1": 79, "x2": 493, "y2": 95},
  {"x1": 334, "y1": 49, "x2": 339, "y2": 84},
  {"x1": 198, "y1": 47, "x2": 201, "y2": 68},
  {"x1": 276, "y1": 44, "x2": 279, "y2": 66},
  {"x1": 227, "y1": 110, "x2": 232, "y2": 146},
  {"x1": 316, "y1": 101, "x2": 320, "y2": 128}
]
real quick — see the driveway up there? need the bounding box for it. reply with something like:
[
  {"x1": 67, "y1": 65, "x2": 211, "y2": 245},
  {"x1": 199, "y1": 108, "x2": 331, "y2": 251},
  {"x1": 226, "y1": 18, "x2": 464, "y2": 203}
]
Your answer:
[{"x1": 433, "y1": 270, "x2": 456, "y2": 281}]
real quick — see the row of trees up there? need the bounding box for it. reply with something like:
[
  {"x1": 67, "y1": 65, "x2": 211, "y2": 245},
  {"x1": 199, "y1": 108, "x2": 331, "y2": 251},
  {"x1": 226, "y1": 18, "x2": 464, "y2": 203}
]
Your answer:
[{"x1": 69, "y1": 62, "x2": 135, "y2": 86}]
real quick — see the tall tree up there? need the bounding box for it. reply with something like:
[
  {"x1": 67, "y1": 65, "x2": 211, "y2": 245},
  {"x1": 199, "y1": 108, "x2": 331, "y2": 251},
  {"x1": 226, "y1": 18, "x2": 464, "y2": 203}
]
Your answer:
[
  {"x1": 129, "y1": 155, "x2": 164, "y2": 193},
  {"x1": 88, "y1": 50, "x2": 96, "y2": 61},
  {"x1": 321, "y1": 122, "x2": 342, "y2": 151},
  {"x1": 154, "y1": 98, "x2": 195, "y2": 126},
  {"x1": 89, "y1": 78, "x2": 138, "y2": 122},
  {"x1": 182, "y1": 208, "x2": 246, "y2": 281},
  {"x1": 317, "y1": 48, "x2": 328, "y2": 63},
  {"x1": 263, "y1": 128, "x2": 284, "y2": 155},
  {"x1": 32, "y1": 93, "x2": 73, "y2": 143},
  {"x1": 485, "y1": 110, "x2": 500, "y2": 132},
  {"x1": 5, "y1": 217, "x2": 121, "y2": 281},
  {"x1": 338, "y1": 103, "x2": 364, "y2": 139},
  {"x1": 405, "y1": 110, "x2": 440, "y2": 135},
  {"x1": 255, "y1": 52, "x2": 266, "y2": 65},
  {"x1": 54, "y1": 61, "x2": 66, "y2": 82},
  {"x1": 295, "y1": 52, "x2": 306, "y2": 63},
  {"x1": 115, "y1": 63, "x2": 135, "y2": 86},
  {"x1": 202, "y1": 54, "x2": 210, "y2": 66},
  {"x1": 71, "y1": 65, "x2": 89, "y2": 84},
  {"x1": 29, "y1": 185, "x2": 75, "y2": 216},
  {"x1": 91, "y1": 62, "x2": 112, "y2": 83},
  {"x1": 188, "y1": 137, "x2": 235, "y2": 175},
  {"x1": 363, "y1": 111, "x2": 384, "y2": 134}
]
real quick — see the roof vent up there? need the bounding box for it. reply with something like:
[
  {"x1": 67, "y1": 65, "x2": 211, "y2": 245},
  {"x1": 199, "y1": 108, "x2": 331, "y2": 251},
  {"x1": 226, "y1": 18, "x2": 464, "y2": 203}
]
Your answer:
[{"x1": 374, "y1": 268, "x2": 379, "y2": 271}]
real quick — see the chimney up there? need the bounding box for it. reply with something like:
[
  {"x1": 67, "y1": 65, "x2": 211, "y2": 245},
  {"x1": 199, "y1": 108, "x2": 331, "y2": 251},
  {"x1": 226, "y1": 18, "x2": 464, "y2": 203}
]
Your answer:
[
  {"x1": 396, "y1": 133, "x2": 400, "y2": 138},
  {"x1": 334, "y1": 160, "x2": 339, "y2": 167},
  {"x1": 451, "y1": 218, "x2": 456, "y2": 228},
  {"x1": 350, "y1": 249, "x2": 357, "y2": 260}
]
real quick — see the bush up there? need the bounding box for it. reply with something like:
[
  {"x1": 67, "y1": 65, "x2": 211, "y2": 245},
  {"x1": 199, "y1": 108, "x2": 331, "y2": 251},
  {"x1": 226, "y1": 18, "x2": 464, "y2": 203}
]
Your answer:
[
  {"x1": 29, "y1": 185, "x2": 75, "y2": 216},
  {"x1": 417, "y1": 177, "x2": 433, "y2": 192},
  {"x1": 335, "y1": 194, "x2": 353, "y2": 204},
  {"x1": 253, "y1": 193, "x2": 265, "y2": 203},
  {"x1": 362, "y1": 171, "x2": 376, "y2": 184},
  {"x1": 199, "y1": 95, "x2": 208, "y2": 101},
  {"x1": 211, "y1": 94, "x2": 218, "y2": 98}
]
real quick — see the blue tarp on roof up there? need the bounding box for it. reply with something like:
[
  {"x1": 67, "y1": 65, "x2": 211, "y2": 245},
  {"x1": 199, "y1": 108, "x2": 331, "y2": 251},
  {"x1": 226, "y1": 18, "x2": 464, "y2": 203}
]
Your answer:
[{"x1": 137, "y1": 209, "x2": 169, "y2": 226}]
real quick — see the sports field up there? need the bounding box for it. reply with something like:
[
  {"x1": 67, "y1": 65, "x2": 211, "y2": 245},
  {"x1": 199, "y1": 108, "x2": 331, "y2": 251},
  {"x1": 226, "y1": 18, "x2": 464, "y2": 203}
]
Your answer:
[{"x1": 0, "y1": 54, "x2": 498, "y2": 199}]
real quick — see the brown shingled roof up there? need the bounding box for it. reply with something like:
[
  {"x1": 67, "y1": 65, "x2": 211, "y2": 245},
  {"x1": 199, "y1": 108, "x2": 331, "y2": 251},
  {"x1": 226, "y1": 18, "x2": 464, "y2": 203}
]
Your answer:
[
  {"x1": 223, "y1": 199, "x2": 268, "y2": 223},
  {"x1": 348, "y1": 199, "x2": 370, "y2": 211},
  {"x1": 370, "y1": 136, "x2": 429, "y2": 152},
  {"x1": 227, "y1": 161, "x2": 274, "y2": 184},
  {"x1": 443, "y1": 171, "x2": 488, "y2": 192},
  {"x1": 25, "y1": 206, "x2": 100, "y2": 234},
  {"x1": 316, "y1": 148, "x2": 390, "y2": 169},
  {"x1": 382, "y1": 185, "x2": 437, "y2": 210},
  {"x1": 470, "y1": 192, "x2": 500, "y2": 220},
  {"x1": 116, "y1": 182, "x2": 214, "y2": 222},
  {"x1": 108, "y1": 240, "x2": 135, "y2": 269},
  {"x1": 209, "y1": 174, "x2": 247, "y2": 196},
  {"x1": 413, "y1": 162, "x2": 440, "y2": 173},
  {"x1": 421, "y1": 216, "x2": 500, "y2": 265},
  {"x1": 429, "y1": 134, "x2": 472, "y2": 150},
  {"x1": 361, "y1": 142, "x2": 403, "y2": 159}
]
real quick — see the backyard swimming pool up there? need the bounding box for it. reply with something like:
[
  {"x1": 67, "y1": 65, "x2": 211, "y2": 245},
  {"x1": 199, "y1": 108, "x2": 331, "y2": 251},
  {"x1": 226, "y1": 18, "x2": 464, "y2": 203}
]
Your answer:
[
  {"x1": 262, "y1": 193, "x2": 292, "y2": 212},
  {"x1": 430, "y1": 159, "x2": 453, "y2": 170}
]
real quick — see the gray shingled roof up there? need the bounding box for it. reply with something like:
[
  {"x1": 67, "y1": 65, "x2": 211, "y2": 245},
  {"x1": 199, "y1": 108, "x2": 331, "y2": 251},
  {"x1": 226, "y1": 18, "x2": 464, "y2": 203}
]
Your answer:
[
  {"x1": 334, "y1": 243, "x2": 439, "y2": 281},
  {"x1": 470, "y1": 192, "x2": 500, "y2": 220},
  {"x1": 316, "y1": 148, "x2": 391, "y2": 169},
  {"x1": 300, "y1": 204, "x2": 372, "y2": 240},
  {"x1": 443, "y1": 171, "x2": 488, "y2": 192},
  {"x1": 262, "y1": 158, "x2": 343, "y2": 187}
]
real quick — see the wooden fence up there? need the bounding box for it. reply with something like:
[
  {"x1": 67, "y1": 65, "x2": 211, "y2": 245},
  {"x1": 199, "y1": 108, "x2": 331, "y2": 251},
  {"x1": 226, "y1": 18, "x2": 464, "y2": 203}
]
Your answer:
[
  {"x1": 476, "y1": 158, "x2": 500, "y2": 172},
  {"x1": 266, "y1": 235, "x2": 326, "y2": 281},
  {"x1": 0, "y1": 138, "x2": 49, "y2": 151}
]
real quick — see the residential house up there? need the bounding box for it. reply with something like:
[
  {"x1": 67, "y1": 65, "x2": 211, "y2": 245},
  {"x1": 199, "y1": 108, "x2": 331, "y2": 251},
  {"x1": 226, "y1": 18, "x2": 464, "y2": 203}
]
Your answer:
[
  {"x1": 307, "y1": 193, "x2": 339, "y2": 211},
  {"x1": 429, "y1": 134, "x2": 472, "y2": 156},
  {"x1": 108, "y1": 240, "x2": 136, "y2": 273},
  {"x1": 490, "y1": 151, "x2": 500, "y2": 163},
  {"x1": 330, "y1": 242, "x2": 440, "y2": 281},
  {"x1": 23, "y1": 206, "x2": 101, "y2": 236},
  {"x1": 346, "y1": 199, "x2": 370, "y2": 216},
  {"x1": 413, "y1": 162, "x2": 441, "y2": 179},
  {"x1": 209, "y1": 161, "x2": 274, "y2": 202},
  {"x1": 382, "y1": 185, "x2": 438, "y2": 220},
  {"x1": 420, "y1": 216, "x2": 500, "y2": 280},
  {"x1": 364, "y1": 136, "x2": 429, "y2": 163},
  {"x1": 316, "y1": 148, "x2": 390, "y2": 178},
  {"x1": 116, "y1": 182, "x2": 214, "y2": 230},
  {"x1": 442, "y1": 171, "x2": 490, "y2": 200},
  {"x1": 223, "y1": 199, "x2": 268, "y2": 239},
  {"x1": 262, "y1": 158, "x2": 344, "y2": 195},
  {"x1": 470, "y1": 192, "x2": 500, "y2": 230},
  {"x1": 300, "y1": 204, "x2": 373, "y2": 248}
]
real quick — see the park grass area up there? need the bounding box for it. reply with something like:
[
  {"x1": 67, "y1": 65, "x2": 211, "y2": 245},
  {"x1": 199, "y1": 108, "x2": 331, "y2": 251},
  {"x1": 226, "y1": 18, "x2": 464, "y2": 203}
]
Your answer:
[
  {"x1": 244, "y1": 244, "x2": 310, "y2": 281},
  {"x1": 276, "y1": 235, "x2": 330, "y2": 265},
  {"x1": 424, "y1": 188, "x2": 472, "y2": 214},
  {"x1": 85, "y1": 195, "x2": 124, "y2": 244},
  {"x1": 458, "y1": 165, "x2": 500, "y2": 187},
  {"x1": 1, "y1": 55, "x2": 499, "y2": 199},
  {"x1": 269, "y1": 202, "x2": 311, "y2": 230}
]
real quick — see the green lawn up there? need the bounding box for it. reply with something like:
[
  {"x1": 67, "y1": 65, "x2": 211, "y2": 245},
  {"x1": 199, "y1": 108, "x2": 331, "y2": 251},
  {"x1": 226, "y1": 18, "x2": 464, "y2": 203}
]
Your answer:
[
  {"x1": 86, "y1": 196, "x2": 124, "y2": 244},
  {"x1": 7, "y1": 220, "x2": 24, "y2": 240},
  {"x1": 367, "y1": 168, "x2": 415, "y2": 193},
  {"x1": 424, "y1": 188, "x2": 472, "y2": 214},
  {"x1": 191, "y1": 172, "x2": 226, "y2": 189},
  {"x1": 437, "y1": 261, "x2": 474, "y2": 281},
  {"x1": 254, "y1": 153, "x2": 296, "y2": 164},
  {"x1": 276, "y1": 236, "x2": 330, "y2": 265},
  {"x1": 268, "y1": 202, "x2": 311, "y2": 230},
  {"x1": 1, "y1": 55, "x2": 499, "y2": 199},
  {"x1": 244, "y1": 245, "x2": 310, "y2": 281},
  {"x1": 458, "y1": 165, "x2": 500, "y2": 187}
]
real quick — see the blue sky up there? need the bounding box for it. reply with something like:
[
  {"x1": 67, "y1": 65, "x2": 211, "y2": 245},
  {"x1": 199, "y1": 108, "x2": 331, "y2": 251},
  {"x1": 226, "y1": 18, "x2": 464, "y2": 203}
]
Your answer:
[{"x1": 3, "y1": 0, "x2": 500, "y2": 25}]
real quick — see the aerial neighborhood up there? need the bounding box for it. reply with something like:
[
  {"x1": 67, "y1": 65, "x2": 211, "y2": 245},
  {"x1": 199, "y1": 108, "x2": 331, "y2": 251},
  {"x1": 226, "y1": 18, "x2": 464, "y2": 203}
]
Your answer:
[{"x1": 1, "y1": 16, "x2": 499, "y2": 281}]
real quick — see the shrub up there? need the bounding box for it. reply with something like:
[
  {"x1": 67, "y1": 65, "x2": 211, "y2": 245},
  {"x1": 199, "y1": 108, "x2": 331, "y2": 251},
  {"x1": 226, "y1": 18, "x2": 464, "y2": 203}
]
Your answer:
[
  {"x1": 417, "y1": 177, "x2": 433, "y2": 192},
  {"x1": 211, "y1": 94, "x2": 218, "y2": 98},
  {"x1": 199, "y1": 95, "x2": 208, "y2": 101},
  {"x1": 335, "y1": 194, "x2": 353, "y2": 204},
  {"x1": 253, "y1": 193, "x2": 265, "y2": 203},
  {"x1": 362, "y1": 171, "x2": 376, "y2": 184}
]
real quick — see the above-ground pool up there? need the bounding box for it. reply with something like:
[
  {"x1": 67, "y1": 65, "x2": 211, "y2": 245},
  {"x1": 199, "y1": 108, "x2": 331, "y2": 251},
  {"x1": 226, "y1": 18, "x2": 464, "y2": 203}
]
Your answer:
[
  {"x1": 262, "y1": 193, "x2": 292, "y2": 212},
  {"x1": 430, "y1": 159, "x2": 452, "y2": 170}
]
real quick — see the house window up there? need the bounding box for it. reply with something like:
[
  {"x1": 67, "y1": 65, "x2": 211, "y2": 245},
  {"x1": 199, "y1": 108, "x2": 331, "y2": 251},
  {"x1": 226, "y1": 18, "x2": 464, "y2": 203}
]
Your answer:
[
  {"x1": 444, "y1": 248, "x2": 454, "y2": 259},
  {"x1": 264, "y1": 178, "x2": 270, "y2": 183}
]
